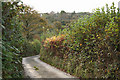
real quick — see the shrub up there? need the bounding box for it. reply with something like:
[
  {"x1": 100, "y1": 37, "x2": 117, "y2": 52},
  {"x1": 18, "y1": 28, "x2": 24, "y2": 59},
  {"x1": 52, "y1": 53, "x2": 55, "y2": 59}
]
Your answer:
[
  {"x1": 42, "y1": 34, "x2": 67, "y2": 58},
  {"x1": 22, "y1": 39, "x2": 40, "y2": 57},
  {"x1": 61, "y1": 3, "x2": 120, "y2": 78},
  {"x1": 40, "y1": 3, "x2": 120, "y2": 79},
  {"x1": 31, "y1": 39, "x2": 41, "y2": 54},
  {"x1": 2, "y1": 2, "x2": 24, "y2": 78}
]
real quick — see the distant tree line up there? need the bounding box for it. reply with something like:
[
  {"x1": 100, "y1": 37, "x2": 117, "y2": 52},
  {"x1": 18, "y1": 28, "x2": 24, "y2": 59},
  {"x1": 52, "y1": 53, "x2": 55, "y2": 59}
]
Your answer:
[{"x1": 41, "y1": 11, "x2": 92, "y2": 29}]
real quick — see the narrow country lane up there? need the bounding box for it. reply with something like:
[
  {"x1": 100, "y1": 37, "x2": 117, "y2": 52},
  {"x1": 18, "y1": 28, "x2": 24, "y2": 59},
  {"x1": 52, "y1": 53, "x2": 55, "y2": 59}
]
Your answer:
[{"x1": 22, "y1": 55, "x2": 76, "y2": 78}]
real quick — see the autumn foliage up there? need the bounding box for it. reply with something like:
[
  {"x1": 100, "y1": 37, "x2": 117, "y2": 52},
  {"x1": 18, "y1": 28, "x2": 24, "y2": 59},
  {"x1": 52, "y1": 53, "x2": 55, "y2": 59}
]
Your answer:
[
  {"x1": 40, "y1": 3, "x2": 120, "y2": 78},
  {"x1": 42, "y1": 34, "x2": 69, "y2": 58}
]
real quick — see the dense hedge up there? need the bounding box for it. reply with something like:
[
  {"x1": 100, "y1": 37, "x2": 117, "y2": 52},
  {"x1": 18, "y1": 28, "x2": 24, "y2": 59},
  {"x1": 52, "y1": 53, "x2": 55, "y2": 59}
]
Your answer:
[
  {"x1": 2, "y1": 2, "x2": 24, "y2": 78},
  {"x1": 40, "y1": 3, "x2": 120, "y2": 78}
]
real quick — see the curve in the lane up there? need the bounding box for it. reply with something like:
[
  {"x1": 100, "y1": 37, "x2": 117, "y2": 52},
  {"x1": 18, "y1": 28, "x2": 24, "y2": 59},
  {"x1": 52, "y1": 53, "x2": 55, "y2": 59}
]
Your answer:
[{"x1": 22, "y1": 55, "x2": 76, "y2": 78}]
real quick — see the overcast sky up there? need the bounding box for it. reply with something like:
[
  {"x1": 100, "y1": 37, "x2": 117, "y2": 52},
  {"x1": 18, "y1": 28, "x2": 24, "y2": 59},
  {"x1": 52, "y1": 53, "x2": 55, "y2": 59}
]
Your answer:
[{"x1": 21, "y1": 0, "x2": 120, "y2": 13}]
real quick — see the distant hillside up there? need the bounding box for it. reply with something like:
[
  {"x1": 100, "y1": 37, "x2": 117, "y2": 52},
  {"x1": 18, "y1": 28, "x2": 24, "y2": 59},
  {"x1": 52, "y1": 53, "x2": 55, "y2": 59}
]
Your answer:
[{"x1": 40, "y1": 11, "x2": 92, "y2": 27}]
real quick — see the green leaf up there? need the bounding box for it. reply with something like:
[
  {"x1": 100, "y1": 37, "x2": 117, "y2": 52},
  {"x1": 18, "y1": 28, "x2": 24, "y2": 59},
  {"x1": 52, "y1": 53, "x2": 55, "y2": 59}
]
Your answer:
[{"x1": 0, "y1": 24, "x2": 5, "y2": 29}]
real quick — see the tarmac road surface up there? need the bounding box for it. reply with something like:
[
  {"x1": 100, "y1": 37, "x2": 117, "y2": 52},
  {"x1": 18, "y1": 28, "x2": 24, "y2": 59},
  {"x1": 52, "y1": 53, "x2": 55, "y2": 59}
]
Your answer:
[{"x1": 22, "y1": 55, "x2": 76, "y2": 79}]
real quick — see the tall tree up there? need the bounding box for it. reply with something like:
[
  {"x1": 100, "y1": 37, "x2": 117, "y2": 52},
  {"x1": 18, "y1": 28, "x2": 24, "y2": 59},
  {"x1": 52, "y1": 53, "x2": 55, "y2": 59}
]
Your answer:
[{"x1": 20, "y1": 5, "x2": 48, "y2": 40}]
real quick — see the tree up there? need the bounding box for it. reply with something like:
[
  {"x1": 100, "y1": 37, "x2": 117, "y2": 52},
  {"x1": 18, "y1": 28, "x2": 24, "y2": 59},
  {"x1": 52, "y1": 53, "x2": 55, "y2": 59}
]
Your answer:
[
  {"x1": 60, "y1": 10, "x2": 66, "y2": 14},
  {"x1": 20, "y1": 5, "x2": 48, "y2": 40}
]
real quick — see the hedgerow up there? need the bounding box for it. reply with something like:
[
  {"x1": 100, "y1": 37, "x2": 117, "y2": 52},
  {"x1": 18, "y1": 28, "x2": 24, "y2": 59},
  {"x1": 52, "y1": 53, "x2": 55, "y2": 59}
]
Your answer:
[{"x1": 40, "y1": 3, "x2": 120, "y2": 78}]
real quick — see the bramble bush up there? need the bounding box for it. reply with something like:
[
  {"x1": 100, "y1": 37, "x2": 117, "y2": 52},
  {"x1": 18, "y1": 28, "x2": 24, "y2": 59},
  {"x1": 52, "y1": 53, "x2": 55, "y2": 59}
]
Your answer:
[{"x1": 40, "y1": 2, "x2": 120, "y2": 78}]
